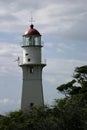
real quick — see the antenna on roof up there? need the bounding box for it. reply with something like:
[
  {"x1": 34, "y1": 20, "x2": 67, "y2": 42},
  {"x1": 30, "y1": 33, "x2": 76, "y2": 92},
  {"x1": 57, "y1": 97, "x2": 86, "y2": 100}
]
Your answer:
[{"x1": 29, "y1": 12, "x2": 35, "y2": 25}]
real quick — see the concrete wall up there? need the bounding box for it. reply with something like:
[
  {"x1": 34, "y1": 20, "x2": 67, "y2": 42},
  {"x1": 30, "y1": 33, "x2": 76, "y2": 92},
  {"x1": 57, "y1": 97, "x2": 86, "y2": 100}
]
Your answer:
[
  {"x1": 21, "y1": 65, "x2": 44, "y2": 111},
  {"x1": 22, "y1": 46, "x2": 41, "y2": 64}
]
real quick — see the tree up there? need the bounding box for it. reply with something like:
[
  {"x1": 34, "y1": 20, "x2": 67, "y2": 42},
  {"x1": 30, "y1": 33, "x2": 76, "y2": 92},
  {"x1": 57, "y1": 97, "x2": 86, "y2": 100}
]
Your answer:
[
  {"x1": 0, "y1": 65, "x2": 87, "y2": 130},
  {"x1": 73, "y1": 65, "x2": 87, "y2": 94},
  {"x1": 56, "y1": 65, "x2": 87, "y2": 130},
  {"x1": 57, "y1": 65, "x2": 87, "y2": 96}
]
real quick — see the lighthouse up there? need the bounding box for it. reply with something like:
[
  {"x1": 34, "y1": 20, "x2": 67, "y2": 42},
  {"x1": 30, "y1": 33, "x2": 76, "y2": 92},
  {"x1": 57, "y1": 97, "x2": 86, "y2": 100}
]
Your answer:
[{"x1": 19, "y1": 23, "x2": 46, "y2": 111}]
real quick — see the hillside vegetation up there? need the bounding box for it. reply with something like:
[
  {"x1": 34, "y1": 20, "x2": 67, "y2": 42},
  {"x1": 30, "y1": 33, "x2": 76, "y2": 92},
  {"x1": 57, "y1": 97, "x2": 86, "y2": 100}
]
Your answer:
[{"x1": 0, "y1": 65, "x2": 87, "y2": 130}]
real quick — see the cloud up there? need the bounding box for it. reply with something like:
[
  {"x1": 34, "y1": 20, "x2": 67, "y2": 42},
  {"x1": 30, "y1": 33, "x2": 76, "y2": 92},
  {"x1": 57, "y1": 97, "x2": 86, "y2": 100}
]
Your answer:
[
  {"x1": 62, "y1": 12, "x2": 87, "y2": 41},
  {"x1": 45, "y1": 58, "x2": 87, "y2": 82},
  {"x1": 43, "y1": 58, "x2": 87, "y2": 104},
  {"x1": 0, "y1": 42, "x2": 86, "y2": 84},
  {"x1": 0, "y1": 98, "x2": 14, "y2": 105},
  {"x1": 0, "y1": 0, "x2": 87, "y2": 114},
  {"x1": 0, "y1": 98, "x2": 20, "y2": 114},
  {"x1": 0, "y1": 43, "x2": 22, "y2": 76},
  {"x1": 0, "y1": 42, "x2": 86, "y2": 113},
  {"x1": 0, "y1": 0, "x2": 87, "y2": 41}
]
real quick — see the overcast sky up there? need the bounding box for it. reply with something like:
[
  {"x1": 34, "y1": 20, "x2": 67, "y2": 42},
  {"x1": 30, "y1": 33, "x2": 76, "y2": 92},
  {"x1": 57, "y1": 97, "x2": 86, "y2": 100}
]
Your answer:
[{"x1": 0, "y1": 0, "x2": 87, "y2": 114}]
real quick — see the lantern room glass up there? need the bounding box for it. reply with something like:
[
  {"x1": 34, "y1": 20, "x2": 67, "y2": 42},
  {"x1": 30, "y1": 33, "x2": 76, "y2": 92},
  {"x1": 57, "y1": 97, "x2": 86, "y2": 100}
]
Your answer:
[{"x1": 23, "y1": 36, "x2": 41, "y2": 46}]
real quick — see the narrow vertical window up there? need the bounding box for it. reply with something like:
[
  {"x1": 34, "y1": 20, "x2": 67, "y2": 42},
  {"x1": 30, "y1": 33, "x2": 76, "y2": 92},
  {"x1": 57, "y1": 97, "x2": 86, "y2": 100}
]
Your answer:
[{"x1": 30, "y1": 67, "x2": 34, "y2": 73}]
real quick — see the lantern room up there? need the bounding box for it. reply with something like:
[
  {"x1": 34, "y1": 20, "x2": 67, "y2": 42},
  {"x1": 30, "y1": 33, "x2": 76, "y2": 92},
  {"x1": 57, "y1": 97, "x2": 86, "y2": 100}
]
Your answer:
[{"x1": 23, "y1": 24, "x2": 41, "y2": 46}]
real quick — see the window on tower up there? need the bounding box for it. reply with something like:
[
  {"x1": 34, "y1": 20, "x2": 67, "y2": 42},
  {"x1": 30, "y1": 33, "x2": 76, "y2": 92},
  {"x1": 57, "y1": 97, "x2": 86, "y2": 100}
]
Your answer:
[
  {"x1": 35, "y1": 37, "x2": 41, "y2": 45},
  {"x1": 30, "y1": 67, "x2": 34, "y2": 73},
  {"x1": 28, "y1": 58, "x2": 30, "y2": 62},
  {"x1": 29, "y1": 36, "x2": 32, "y2": 45},
  {"x1": 30, "y1": 102, "x2": 34, "y2": 107},
  {"x1": 25, "y1": 53, "x2": 28, "y2": 56}
]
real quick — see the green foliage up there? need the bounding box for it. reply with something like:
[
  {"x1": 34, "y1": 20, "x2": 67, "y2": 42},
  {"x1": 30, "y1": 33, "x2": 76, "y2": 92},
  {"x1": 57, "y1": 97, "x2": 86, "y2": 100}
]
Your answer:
[
  {"x1": 56, "y1": 65, "x2": 87, "y2": 130},
  {"x1": 0, "y1": 65, "x2": 87, "y2": 130},
  {"x1": 57, "y1": 65, "x2": 87, "y2": 97},
  {"x1": 57, "y1": 79, "x2": 76, "y2": 97}
]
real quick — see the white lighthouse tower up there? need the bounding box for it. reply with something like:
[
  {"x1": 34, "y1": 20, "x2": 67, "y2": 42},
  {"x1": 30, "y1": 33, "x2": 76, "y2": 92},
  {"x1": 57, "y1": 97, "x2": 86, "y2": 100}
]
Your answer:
[{"x1": 20, "y1": 24, "x2": 46, "y2": 111}]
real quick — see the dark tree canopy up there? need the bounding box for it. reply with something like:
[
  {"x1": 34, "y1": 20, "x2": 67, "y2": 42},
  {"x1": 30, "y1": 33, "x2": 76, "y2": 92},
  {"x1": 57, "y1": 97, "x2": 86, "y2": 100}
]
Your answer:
[
  {"x1": 0, "y1": 65, "x2": 87, "y2": 130},
  {"x1": 56, "y1": 65, "x2": 87, "y2": 130},
  {"x1": 57, "y1": 65, "x2": 87, "y2": 97}
]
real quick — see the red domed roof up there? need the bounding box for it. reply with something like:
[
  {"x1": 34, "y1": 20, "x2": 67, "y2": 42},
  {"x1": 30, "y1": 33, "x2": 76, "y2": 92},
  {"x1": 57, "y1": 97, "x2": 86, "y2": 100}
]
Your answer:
[{"x1": 23, "y1": 24, "x2": 41, "y2": 36}]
